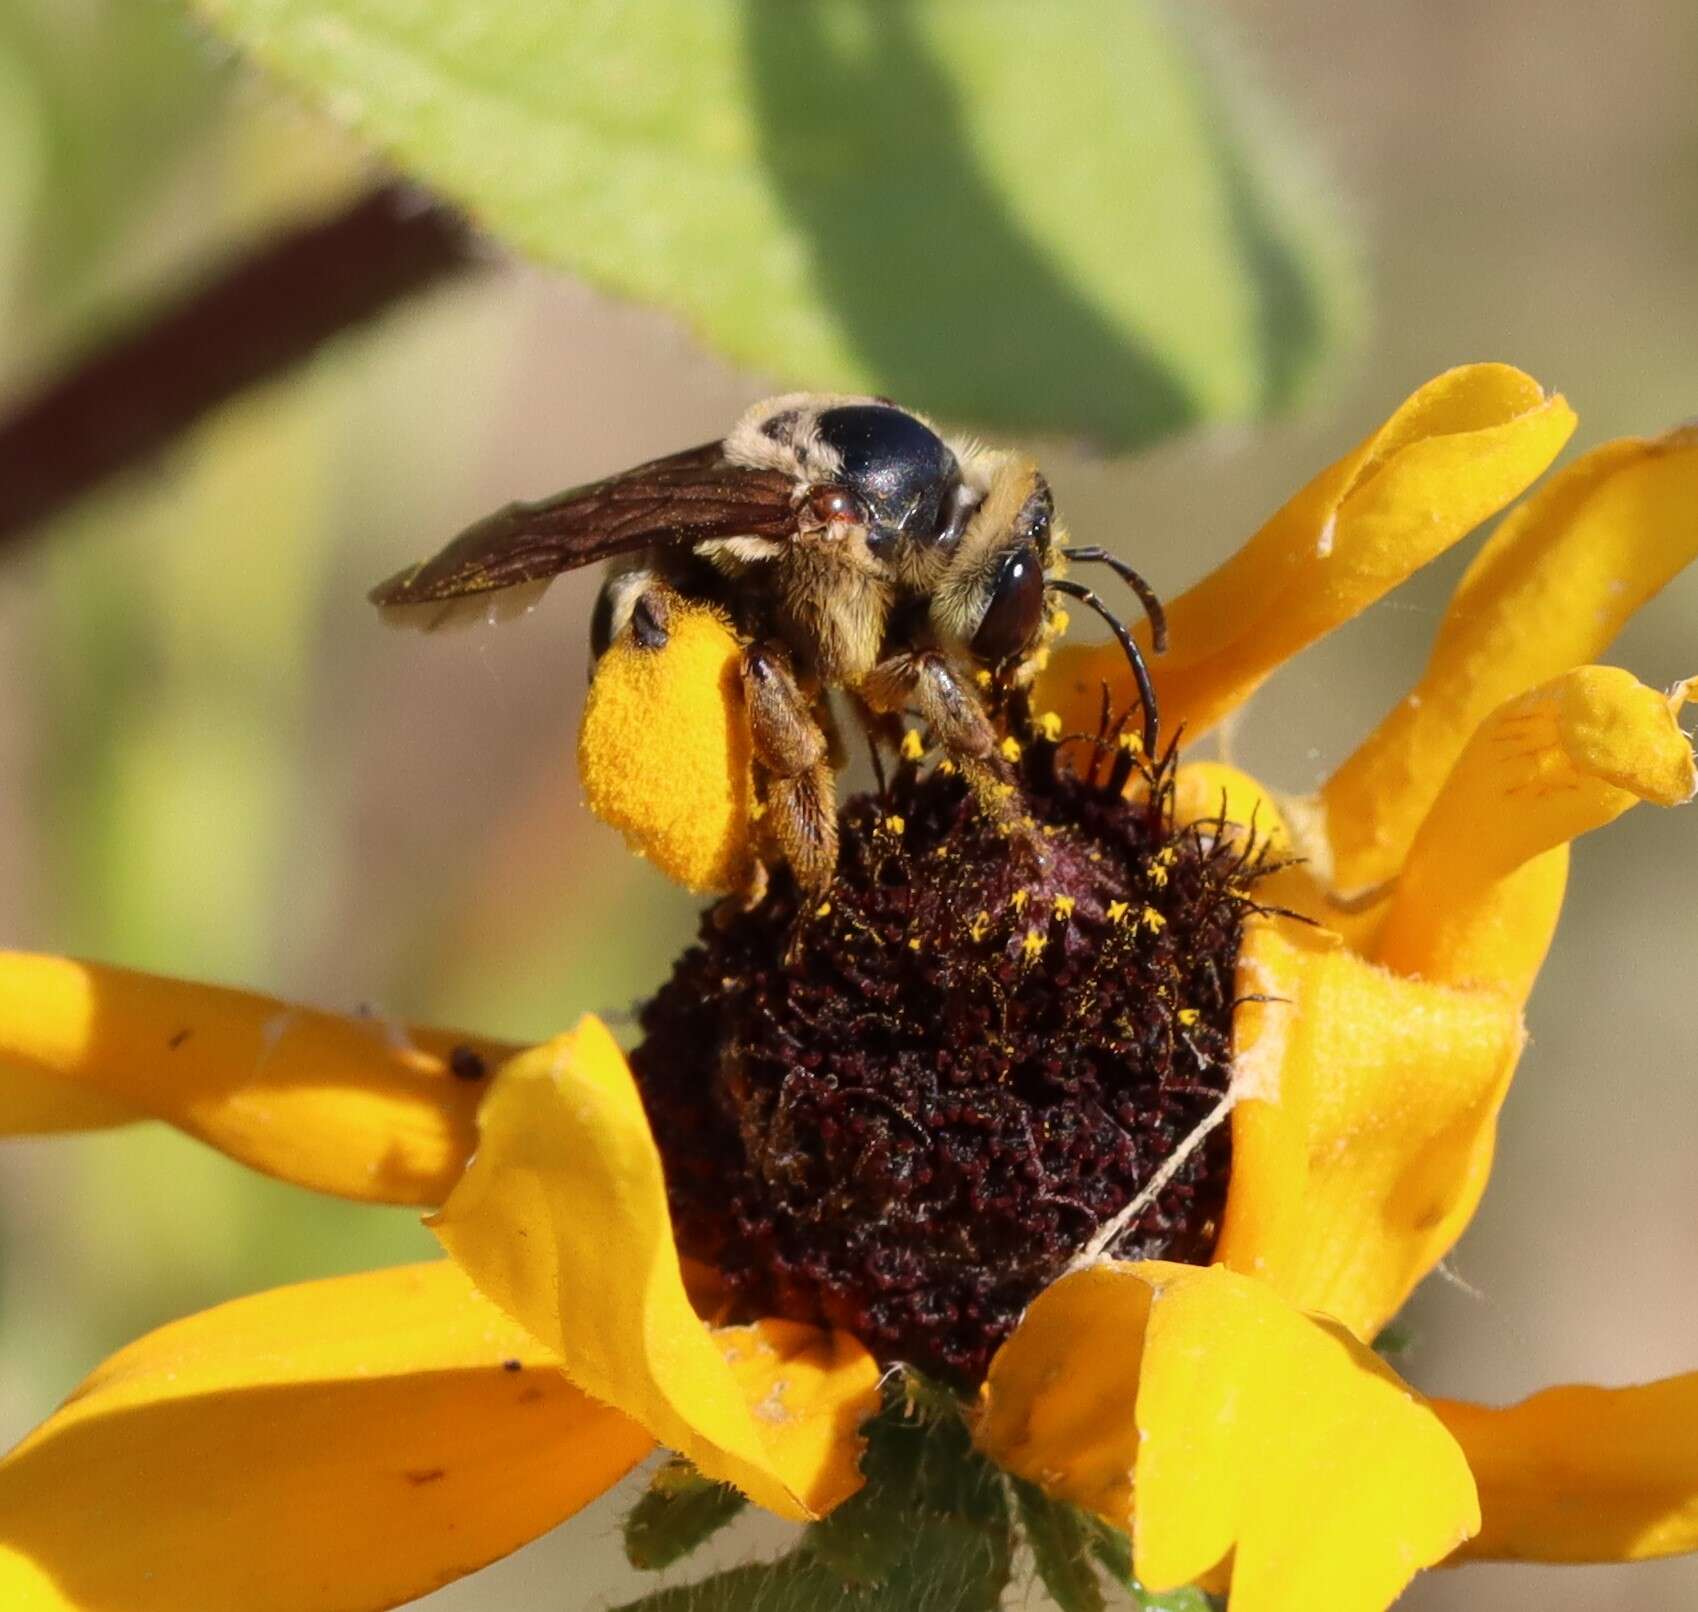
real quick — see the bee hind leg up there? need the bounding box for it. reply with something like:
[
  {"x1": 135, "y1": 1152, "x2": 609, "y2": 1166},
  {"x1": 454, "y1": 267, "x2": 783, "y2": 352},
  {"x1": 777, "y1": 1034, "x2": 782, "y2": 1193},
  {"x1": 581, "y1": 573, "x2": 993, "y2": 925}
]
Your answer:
[{"x1": 741, "y1": 642, "x2": 838, "y2": 897}]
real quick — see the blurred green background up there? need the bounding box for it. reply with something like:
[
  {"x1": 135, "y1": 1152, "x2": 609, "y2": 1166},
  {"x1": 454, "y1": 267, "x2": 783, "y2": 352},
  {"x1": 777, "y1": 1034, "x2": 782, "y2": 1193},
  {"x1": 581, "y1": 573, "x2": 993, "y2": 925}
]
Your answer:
[{"x1": 1, "y1": 2, "x2": 1695, "y2": 1607}]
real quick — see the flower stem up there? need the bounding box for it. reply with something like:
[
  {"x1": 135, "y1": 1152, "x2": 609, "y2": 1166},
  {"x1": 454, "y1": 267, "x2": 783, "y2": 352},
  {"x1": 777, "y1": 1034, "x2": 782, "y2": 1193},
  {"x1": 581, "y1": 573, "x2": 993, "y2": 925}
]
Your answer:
[{"x1": 0, "y1": 180, "x2": 478, "y2": 548}]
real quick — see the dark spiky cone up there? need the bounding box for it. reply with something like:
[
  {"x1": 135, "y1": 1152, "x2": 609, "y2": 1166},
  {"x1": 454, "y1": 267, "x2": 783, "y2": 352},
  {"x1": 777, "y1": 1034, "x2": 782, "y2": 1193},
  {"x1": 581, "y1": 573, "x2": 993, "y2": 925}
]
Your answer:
[{"x1": 630, "y1": 737, "x2": 1263, "y2": 1386}]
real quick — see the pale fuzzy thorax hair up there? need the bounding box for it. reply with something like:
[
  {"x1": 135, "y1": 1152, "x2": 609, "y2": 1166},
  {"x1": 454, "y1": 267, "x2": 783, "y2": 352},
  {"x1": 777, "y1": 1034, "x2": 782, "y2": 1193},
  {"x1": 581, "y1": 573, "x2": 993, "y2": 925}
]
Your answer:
[{"x1": 722, "y1": 392, "x2": 934, "y2": 483}]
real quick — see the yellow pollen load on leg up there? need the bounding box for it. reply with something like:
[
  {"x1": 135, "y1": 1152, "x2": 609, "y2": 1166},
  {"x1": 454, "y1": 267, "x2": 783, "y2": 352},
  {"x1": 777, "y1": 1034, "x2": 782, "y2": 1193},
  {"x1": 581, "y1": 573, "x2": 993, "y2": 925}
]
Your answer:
[{"x1": 578, "y1": 602, "x2": 755, "y2": 895}]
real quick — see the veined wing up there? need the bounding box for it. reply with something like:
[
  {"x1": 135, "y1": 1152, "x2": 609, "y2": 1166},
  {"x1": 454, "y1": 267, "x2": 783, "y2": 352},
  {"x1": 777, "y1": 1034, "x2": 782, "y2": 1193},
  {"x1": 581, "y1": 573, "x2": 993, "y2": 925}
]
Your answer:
[{"x1": 369, "y1": 442, "x2": 799, "y2": 622}]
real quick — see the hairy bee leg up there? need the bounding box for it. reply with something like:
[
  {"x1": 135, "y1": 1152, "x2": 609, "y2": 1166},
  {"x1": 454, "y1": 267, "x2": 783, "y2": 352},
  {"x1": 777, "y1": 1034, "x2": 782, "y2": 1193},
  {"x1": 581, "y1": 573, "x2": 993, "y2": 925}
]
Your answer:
[
  {"x1": 740, "y1": 642, "x2": 839, "y2": 895},
  {"x1": 858, "y1": 650, "x2": 1020, "y2": 820},
  {"x1": 711, "y1": 858, "x2": 769, "y2": 929},
  {"x1": 817, "y1": 696, "x2": 850, "y2": 774},
  {"x1": 860, "y1": 651, "x2": 998, "y2": 766}
]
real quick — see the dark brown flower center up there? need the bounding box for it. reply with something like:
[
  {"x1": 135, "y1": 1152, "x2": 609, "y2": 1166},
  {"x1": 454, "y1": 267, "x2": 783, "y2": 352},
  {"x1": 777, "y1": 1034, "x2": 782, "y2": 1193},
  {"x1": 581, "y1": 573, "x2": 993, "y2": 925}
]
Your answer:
[{"x1": 631, "y1": 739, "x2": 1258, "y2": 1385}]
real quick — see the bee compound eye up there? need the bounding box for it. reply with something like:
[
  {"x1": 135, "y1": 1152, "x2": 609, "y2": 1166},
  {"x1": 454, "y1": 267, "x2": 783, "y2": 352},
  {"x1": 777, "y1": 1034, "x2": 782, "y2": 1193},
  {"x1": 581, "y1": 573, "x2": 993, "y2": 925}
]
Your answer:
[{"x1": 971, "y1": 545, "x2": 1046, "y2": 667}]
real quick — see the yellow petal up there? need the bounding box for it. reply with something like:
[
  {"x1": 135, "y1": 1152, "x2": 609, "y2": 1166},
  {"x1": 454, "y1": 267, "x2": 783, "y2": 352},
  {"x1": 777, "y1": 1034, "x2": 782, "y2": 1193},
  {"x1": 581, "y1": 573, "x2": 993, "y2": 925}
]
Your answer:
[
  {"x1": 431, "y1": 1019, "x2": 881, "y2": 1521},
  {"x1": 578, "y1": 596, "x2": 756, "y2": 894},
  {"x1": 1435, "y1": 1376, "x2": 1698, "y2": 1563},
  {"x1": 1370, "y1": 668, "x2": 1696, "y2": 997},
  {"x1": 1039, "y1": 364, "x2": 1574, "y2": 742},
  {"x1": 1325, "y1": 426, "x2": 1698, "y2": 892},
  {"x1": 978, "y1": 1261, "x2": 1477, "y2": 1612},
  {"x1": 0, "y1": 953, "x2": 513, "y2": 1204},
  {"x1": 1217, "y1": 918, "x2": 1524, "y2": 1340},
  {"x1": 0, "y1": 1262, "x2": 651, "y2": 1612}
]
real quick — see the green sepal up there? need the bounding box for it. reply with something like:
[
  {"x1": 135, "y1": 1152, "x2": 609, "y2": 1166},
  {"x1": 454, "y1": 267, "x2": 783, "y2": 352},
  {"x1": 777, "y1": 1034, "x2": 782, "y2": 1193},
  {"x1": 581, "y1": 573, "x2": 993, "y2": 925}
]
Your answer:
[
  {"x1": 623, "y1": 1458, "x2": 749, "y2": 1572},
  {"x1": 1087, "y1": 1513, "x2": 1134, "y2": 1586},
  {"x1": 609, "y1": 1538, "x2": 1004, "y2": 1612},
  {"x1": 612, "y1": 1372, "x2": 1014, "y2": 1610},
  {"x1": 1010, "y1": 1476, "x2": 1108, "y2": 1612},
  {"x1": 606, "y1": 1559, "x2": 824, "y2": 1612},
  {"x1": 803, "y1": 1371, "x2": 1011, "y2": 1595}
]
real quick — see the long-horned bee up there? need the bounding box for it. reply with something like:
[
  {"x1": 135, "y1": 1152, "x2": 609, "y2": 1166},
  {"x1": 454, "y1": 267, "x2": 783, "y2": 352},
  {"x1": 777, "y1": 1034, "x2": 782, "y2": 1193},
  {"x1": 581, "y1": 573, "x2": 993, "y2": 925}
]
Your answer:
[{"x1": 371, "y1": 394, "x2": 1165, "y2": 894}]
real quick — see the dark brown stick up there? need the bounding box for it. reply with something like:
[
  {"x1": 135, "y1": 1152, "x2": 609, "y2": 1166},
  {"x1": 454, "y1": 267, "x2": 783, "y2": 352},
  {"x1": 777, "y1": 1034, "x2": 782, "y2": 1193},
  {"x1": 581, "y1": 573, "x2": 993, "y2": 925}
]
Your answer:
[{"x1": 0, "y1": 180, "x2": 481, "y2": 547}]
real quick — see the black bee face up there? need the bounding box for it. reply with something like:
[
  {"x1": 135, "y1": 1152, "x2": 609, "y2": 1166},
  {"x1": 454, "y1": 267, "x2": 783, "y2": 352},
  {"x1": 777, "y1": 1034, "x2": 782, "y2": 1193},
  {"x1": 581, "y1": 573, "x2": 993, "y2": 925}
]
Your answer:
[{"x1": 810, "y1": 404, "x2": 964, "y2": 550}]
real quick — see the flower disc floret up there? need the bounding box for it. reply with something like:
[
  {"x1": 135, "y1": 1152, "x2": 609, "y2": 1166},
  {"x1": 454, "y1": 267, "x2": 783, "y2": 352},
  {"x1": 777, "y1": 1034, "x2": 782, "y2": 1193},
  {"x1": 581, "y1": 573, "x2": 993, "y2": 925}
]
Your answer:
[{"x1": 631, "y1": 741, "x2": 1261, "y2": 1383}]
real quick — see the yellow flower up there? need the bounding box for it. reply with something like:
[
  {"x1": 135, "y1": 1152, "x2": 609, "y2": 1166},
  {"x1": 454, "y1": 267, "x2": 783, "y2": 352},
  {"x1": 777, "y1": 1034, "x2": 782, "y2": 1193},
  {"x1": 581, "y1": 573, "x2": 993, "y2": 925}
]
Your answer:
[{"x1": 4, "y1": 363, "x2": 1698, "y2": 1611}]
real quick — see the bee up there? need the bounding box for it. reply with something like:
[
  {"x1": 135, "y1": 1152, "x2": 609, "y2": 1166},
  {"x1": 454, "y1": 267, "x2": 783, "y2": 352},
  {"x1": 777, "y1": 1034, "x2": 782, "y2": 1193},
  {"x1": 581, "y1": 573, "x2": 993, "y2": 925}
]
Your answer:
[{"x1": 371, "y1": 394, "x2": 1165, "y2": 894}]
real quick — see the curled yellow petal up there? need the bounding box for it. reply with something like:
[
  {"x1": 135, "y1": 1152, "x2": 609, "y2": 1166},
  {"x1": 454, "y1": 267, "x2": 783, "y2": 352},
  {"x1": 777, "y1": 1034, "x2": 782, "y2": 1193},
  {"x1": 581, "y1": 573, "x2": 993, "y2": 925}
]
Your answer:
[
  {"x1": 1371, "y1": 667, "x2": 1696, "y2": 996},
  {"x1": 431, "y1": 1019, "x2": 881, "y2": 1521},
  {"x1": 1326, "y1": 426, "x2": 1698, "y2": 891},
  {"x1": 1218, "y1": 918, "x2": 1523, "y2": 1340},
  {"x1": 0, "y1": 953, "x2": 512, "y2": 1205},
  {"x1": 1039, "y1": 364, "x2": 1574, "y2": 741},
  {"x1": 0, "y1": 1262, "x2": 651, "y2": 1612},
  {"x1": 579, "y1": 596, "x2": 756, "y2": 894},
  {"x1": 978, "y1": 1261, "x2": 1477, "y2": 1612},
  {"x1": 1436, "y1": 1375, "x2": 1698, "y2": 1563}
]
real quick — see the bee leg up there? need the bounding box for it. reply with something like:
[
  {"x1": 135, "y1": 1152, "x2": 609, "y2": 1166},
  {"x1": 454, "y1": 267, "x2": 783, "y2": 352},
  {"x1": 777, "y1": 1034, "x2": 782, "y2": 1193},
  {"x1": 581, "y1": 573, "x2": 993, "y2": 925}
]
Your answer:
[
  {"x1": 741, "y1": 642, "x2": 838, "y2": 896},
  {"x1": 711, "y1": 858, "x2": 769, "y2": 928},
  {"x1": 859, "y1": 651, "x2": 1016, "y2": 819},
  {"x1": 817, "y1": 695, "x2": 850, "y2": 773},
  {"x1": 861, "y1": 651, "x2": 998, "y2": 765}
]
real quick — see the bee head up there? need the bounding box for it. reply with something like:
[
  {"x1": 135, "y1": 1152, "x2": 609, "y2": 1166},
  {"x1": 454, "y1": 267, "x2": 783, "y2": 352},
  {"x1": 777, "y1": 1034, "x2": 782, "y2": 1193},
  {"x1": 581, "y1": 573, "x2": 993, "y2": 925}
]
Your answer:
[
  {"x1": 729, "y1": 396, "x2": 976, "y2": 559},
  {"x1": 808, "y1": 403, "x2": 971, "y2": 551}
]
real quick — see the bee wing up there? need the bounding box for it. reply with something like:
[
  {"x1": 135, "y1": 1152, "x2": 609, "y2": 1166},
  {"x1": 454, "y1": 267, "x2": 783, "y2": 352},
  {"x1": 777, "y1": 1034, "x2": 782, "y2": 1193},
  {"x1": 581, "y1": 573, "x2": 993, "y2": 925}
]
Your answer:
[{"x1": 368, "y1": 442, "x2": 799, "y2": 625}]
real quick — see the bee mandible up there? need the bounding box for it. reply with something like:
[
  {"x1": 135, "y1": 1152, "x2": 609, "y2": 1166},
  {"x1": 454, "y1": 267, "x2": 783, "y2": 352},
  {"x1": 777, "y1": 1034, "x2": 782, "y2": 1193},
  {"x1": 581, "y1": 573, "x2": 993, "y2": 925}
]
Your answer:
[{"x1": 370, "y1": 394, "x2": 1166, "y2": 894}]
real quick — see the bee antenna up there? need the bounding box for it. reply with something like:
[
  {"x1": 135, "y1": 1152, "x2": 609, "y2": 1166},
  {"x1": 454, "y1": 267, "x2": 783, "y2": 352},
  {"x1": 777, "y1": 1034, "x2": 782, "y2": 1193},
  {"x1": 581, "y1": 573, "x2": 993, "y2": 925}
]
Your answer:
[
  {"x1": 1060, "y1": 547, "x2": 1168, "y2": 652},
  {"x1": 1047, "y1": 577, "x2": 1160, "y2": 759}
]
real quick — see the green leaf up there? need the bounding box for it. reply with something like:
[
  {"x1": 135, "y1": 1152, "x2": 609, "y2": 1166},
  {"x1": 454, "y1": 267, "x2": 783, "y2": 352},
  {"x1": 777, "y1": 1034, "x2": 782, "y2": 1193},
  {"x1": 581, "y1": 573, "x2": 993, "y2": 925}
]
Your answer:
[
  {"x1": 187, "y1": 0, "x2": 1357, "y2": 446},
  {"x1": 1010, "y1": 1477, "x2": 1107, "y2": 1612},
  {"x1": 624, "y1": 1460, "x2": 750, "y2": 1572}
]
